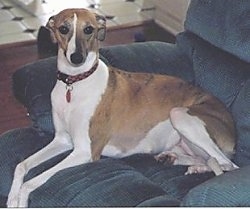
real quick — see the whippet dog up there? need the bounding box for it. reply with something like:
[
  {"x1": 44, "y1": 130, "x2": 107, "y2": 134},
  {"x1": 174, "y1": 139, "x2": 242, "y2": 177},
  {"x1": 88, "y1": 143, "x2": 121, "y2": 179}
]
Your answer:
[{"x1": 7, "y1": 8, "x2": 238, "y2": 207}]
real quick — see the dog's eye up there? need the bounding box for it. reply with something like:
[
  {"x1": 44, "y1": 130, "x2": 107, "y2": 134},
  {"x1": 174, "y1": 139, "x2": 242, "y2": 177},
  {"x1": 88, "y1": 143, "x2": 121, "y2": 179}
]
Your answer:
[
  {"x1": 59, "y1": 26, "x2": 69, "y2": 35},
  {"x1": 84, "y1": 26, "x2": 94, "y2": 35}
]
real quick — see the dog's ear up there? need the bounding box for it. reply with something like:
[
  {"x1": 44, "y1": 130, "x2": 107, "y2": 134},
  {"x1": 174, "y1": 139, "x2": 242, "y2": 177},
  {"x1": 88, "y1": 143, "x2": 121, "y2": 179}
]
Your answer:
[
  {"x1": 45, "y1": 15, "x2": 58, "y2": 43},
  {"x1": 95, "y1": 14, "x2": 106, "y2": 41}
]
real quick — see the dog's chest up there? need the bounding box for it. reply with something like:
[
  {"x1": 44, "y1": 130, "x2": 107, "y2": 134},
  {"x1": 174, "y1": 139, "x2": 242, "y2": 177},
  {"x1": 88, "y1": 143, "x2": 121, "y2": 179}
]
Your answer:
[
  {"x1": 51, "y1": 63, "x2": 109, "y2": 131},
  {"x1": 51, "y1": 82, "x2": 86, "y2": 120}
]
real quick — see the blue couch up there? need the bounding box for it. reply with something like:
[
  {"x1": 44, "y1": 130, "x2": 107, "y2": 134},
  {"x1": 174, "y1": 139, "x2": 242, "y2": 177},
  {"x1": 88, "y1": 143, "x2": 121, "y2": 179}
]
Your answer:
[{"x1": 1, "y1": 0, "x2": 250, "y2": 206}]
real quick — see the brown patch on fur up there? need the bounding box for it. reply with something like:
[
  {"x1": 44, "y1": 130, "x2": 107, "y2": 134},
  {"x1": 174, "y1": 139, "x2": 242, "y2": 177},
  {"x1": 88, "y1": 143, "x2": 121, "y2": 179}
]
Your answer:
[
  {"x1": 89, "y1": 68, "x2": 235, "y2": 160},
  {"x1": 187, "y1": 94, "x2": 236, "y2": 157}
]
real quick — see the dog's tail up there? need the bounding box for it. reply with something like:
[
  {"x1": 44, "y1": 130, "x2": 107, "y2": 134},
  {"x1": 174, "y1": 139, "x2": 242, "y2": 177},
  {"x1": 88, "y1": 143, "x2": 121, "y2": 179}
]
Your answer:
[
  {"x1": 207, "y1": 157, "x2": 239, "y2": 176},
  {"x1": 207, "y1": 157, "x2": 224, "y2": 176}
]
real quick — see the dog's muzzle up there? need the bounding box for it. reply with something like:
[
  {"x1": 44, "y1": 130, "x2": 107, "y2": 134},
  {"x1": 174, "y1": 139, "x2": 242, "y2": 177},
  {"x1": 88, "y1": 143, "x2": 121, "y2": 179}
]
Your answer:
[{"x1": 70, "y1": 52, "x2": 84, "y2": 65}]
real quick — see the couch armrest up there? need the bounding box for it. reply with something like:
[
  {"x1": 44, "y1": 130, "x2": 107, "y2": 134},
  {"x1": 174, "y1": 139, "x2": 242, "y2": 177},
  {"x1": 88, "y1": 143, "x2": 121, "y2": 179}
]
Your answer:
[
  {"x1": 182, "y1": 165, "x2": 250, "y2": 206},
  {"x1": 12, "y1": 57, "x2": 57, "y2": 135}
]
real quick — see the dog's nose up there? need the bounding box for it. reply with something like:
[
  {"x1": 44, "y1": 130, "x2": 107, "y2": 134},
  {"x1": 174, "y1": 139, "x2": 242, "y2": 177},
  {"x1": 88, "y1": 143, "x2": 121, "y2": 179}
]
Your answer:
[{"x1": 70, "y1": 52, "x2": 84, "y2": 65}]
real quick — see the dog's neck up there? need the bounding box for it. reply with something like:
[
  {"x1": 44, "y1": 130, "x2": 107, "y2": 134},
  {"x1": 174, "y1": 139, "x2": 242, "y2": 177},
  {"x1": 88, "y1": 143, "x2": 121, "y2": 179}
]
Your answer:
[
  {"x1": 57, "y1": 49, "x2": 98, "y2": 76},
  {"x1": 57, "y1": 61, "x2": 99, "y2": 85}
]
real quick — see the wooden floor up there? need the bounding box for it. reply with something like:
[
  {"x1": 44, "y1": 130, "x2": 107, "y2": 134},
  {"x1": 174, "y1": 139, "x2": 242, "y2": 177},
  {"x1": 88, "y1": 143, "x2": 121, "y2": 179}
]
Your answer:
[{"x1": 0, "y1": 22, "x2": 175, "y2": 134}]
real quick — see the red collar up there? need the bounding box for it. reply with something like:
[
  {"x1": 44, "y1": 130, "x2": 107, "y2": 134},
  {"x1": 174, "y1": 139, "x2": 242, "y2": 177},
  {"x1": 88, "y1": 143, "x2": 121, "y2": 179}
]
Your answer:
[{"x1": 57, "y1": 62, "x2": 99, "y2": 85}]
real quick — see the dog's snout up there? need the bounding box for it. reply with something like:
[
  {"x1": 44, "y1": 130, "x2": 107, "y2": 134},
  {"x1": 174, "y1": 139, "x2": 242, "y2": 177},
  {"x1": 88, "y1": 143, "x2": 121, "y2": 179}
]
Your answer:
[{"x1": 70, "y1": 52, "x2": 84, "y2": 65}]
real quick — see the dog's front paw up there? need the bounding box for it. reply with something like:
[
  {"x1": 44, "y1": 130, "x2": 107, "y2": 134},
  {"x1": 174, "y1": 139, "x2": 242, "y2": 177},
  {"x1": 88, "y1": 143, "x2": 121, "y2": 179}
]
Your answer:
[
  {"x1": 7, "y1": 184, "x2": 30, "y2": 208},
  {"x1": 7, "y1": 191, "x2": 19, "y2": 208},
  {"x1": 7, "y1": 197, "x2": 18, "y2": 208},
  {"x1": 154, "y1": 152, "x2": 177, "y2": 165},
  {"x1": 7, "y1": 185, "x2": 30, "y2": 208},
  {"x1": 16, "y1": 181, "x2": 35, "y2": 207},
  {"x1": 7, "y1": 164, "x2": 27, "y2": 207}
]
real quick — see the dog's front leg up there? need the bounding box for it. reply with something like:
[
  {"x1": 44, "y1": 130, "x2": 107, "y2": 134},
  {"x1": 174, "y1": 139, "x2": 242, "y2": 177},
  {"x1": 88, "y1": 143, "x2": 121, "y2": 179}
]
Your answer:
[
  {"x1": 6, "y1": 163, "x2": 26, "y2": 207},
  {"x1": 16, "y1": 142, "x2": 92, "y2": 207},
  {"x1": 16, "y1": 121, "x2": 92, "y2": 207},
  {"x1": 7, "y1": 111, "x2": 73, "y2": 207},
  {"x1": 7, "y1": 134, "x2": 73, "y2": 207}
]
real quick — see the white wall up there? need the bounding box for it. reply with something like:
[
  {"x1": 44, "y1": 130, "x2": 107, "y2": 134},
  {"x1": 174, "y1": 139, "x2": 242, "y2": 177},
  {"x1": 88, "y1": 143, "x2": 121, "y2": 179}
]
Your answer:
[{"x1": 142, "y1": 0, "x2": 190, "y2": 35}]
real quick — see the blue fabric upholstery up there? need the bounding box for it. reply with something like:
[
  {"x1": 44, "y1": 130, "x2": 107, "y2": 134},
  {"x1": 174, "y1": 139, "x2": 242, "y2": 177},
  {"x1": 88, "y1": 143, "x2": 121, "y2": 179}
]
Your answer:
[
  {"x1": 1, "y1": 0, "x2": 250, "y2": 207},
  {"x1": 12, "y1": 58, "x2": 57, "y2": 136},
  {"x1": 182, "y1": 165, "x2": 250, "y2": 206},
  {"x1": 185, "y1": 0, "x2": 250, "y2": 63},
  {"x1": 231, "y1": 81, "x2": 250, "y2": 166},
  {"x1": 28, "y1": 155, "x2": 182, "y2": 207}
]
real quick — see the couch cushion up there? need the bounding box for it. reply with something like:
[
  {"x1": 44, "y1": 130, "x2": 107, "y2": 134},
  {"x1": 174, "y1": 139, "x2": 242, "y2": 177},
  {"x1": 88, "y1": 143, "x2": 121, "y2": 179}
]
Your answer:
[
  {"x1": 121, "y1": 154, "x2": 214, "y2": 201},
  {"x1": 28, "y1": 157, "x2": 176, "y2": 207},
  {"x1": 26, "y1": 154, "x2": 212, "y2": 207},
  {"x1": 182, "y1": 165, "x2": 250, "y2": 206},
  {"x1": 185, "y1": 0, "x2": 250, "y2": 63}
]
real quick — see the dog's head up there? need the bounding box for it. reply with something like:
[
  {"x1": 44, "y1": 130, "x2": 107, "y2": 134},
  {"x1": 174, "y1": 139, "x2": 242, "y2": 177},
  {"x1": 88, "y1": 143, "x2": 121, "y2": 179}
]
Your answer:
[{"x1": 46, "y1": 8, "x2": 106, "y2": 68}]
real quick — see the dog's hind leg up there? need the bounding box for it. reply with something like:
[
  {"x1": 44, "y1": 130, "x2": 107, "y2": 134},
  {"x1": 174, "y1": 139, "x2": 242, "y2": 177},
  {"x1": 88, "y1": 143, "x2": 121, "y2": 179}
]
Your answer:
[{"x1": 169, "y1": 107, "x2": 238, "y2": 176}]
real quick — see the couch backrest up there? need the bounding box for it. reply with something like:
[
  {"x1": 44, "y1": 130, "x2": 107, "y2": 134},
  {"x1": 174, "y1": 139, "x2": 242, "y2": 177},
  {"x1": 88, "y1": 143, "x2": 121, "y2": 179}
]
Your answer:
[
  {"x1": 185, "y1": 0, "x2": 250, "y2": 63},
  {"x1": 182, "y1": 0, "x2": 250, "y2": 166}
]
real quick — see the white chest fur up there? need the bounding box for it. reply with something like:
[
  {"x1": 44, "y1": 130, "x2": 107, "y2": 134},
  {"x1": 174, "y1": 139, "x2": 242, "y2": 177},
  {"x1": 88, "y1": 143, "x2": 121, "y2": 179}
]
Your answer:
[{"x1": 51, "y1": 59, "x2": 109, "y2": 134}]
